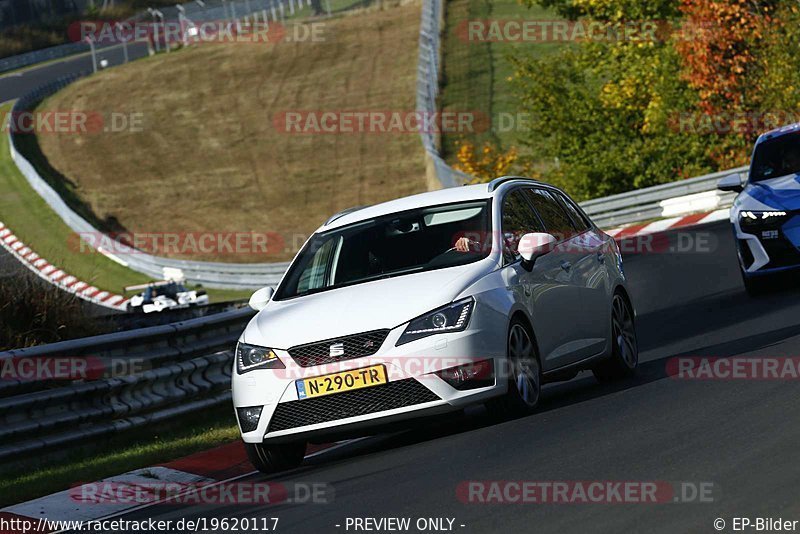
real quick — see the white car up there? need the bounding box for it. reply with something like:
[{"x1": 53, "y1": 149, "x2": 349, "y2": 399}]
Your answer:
[
  {"x1": 125, "y1": 280, "x2": 209, "y2": 313},
  {"x1": 233, "y1": 177, "x2": 637, "y2": 472}
]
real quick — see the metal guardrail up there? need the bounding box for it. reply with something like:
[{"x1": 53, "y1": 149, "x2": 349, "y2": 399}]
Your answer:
[
  {"x1": 0, "y1": 307, "x2": 254, "y2": 463},
  {"x1": 0, "y1": 42, "x2": 91, "y2": 75},
  {"x1": 581, "y1": 167, "x2": 748, "y2": 228}
]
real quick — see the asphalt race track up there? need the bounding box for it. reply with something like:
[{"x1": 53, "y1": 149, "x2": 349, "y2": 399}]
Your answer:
[
  {"x1": 0, "y1": 42, "x2": 150, "y2": 104},
  {"x1": 82, "y1": 220, "x2": 800, "y2": 533}
]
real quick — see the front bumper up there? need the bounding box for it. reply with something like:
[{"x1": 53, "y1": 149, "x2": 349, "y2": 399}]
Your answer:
[
  {"x1": 232, "y1": 322, "x2": 507, "y2": 444},
  {"x1": 735, "y1": 212, "x2": 800, "y2": 274}
]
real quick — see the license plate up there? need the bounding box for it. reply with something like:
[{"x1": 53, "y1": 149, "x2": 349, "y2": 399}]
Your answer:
[{"x1": 296, "y1": 364, "x2": 388, "y2": 400}]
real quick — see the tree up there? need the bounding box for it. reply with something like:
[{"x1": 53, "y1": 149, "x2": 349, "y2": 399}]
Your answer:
[{"x1": 453, "y1": 140, "x2": 518, "y2": 183}]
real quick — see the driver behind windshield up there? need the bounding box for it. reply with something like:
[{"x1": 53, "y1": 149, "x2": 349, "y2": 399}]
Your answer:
[{"x1": 275, "y1": 201, "x2": 491, "y2": 300}]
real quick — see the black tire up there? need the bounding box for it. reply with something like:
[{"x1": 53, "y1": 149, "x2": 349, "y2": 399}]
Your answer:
[
  {"x1": 593, "y1": 292, "x2": 638, "y2": 383},
  {"x1": 244, "y1": 441, "x2": 306, "y2": 474},
  {"x1": 485, "y1": 318, "x2": 542, "y2": 419}
]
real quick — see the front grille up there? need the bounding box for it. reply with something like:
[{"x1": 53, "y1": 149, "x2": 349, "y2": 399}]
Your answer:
[
  {"x1": 742, "y1": 213, "x2": 800, "y2": 269},
  {"x1": 267, "y1": 378, "x2": 440, "y2": 433},
  {"x1": 288, "y1": 329, "x2": 390, "y2": 367}
]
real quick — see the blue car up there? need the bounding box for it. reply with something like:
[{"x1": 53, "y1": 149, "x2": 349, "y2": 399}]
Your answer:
[{"x1": 719, "y1": 123, "x2": 800, "y2": 294}]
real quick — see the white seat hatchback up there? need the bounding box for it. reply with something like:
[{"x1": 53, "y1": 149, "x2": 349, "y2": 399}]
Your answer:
[{"x1": 232, "y1": 177, "x2": 638, "y2": 472}]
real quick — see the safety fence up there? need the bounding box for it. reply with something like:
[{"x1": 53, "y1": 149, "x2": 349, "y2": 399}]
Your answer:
[
  {"x1": 416, "y1": 0, "x2": 471, "y2": 188},
  {"x1": 0, "y1": 0, "x2": 325, "y2": 74},
  {"x1": 0, "y1": 307, "x2": 254, "y2": 463}
]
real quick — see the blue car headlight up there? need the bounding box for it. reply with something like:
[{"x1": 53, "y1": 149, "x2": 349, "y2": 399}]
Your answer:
[
  {"x1": 740, "y1": 210, "x2": 789, "y2": 229},
  {"x1": 236, "y1": 342, "x2": 285, "y2": 373},
  {"x1": 396, "y1": 297, "x2": 474, "y2": 346}
]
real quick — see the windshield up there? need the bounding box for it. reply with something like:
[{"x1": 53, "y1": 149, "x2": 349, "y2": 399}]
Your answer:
[
  {"x1": 275, "y1": 201, "x2": 492, "y2": 300},
  {"x1": 750, "y1": 131, "x2": 800, "y2": 182}
]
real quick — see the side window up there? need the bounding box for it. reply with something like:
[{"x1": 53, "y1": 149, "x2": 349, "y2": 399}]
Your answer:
[
  {"x1": 296, "y1": 236, "x2": 341, "y2": 293},
  {"x1": 522, "y1": 188, "x2": 578, "y2": 240},
  {"x1": 556, "y1": 192, "x2": 592, "y2": 233},
  {"x1": 501, "y1": 190, "x2": 545, "y2": 264}
]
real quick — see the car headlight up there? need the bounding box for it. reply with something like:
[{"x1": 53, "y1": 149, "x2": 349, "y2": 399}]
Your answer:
[
  {"x1": 236, "y1": 342, "x2": 285, "y2": 373},
  {"x1": 740, "y1": 210, "x2": 789, "y2": 228},
  {"x1": 396, "y1": 297, "x2": 474, "y2": 346}
]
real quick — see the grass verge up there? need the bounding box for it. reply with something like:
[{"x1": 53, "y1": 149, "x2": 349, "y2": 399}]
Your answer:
[
  {"x1": 32, "y1": 0, "x2": 428, "y2": 264},
  {"x1": 0, "y1": 103, "x2": 251, "y2": 302},
  {"x1": 0, "y1": 403, "x2": 240, "y2": 507}
]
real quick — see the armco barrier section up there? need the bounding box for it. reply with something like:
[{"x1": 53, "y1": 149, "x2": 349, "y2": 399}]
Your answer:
[
  {"x1": 581, "y1": 167, "x2": 749, "y2": 229},
  {"x1": 0, "y1": 42, "x2": 90, "y2": 75},
  {"x1": 0, "y1": 307, "x2": 254, "y2": 462}
]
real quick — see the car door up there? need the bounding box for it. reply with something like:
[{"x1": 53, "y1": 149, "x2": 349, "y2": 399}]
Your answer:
[
  {"x1": 499, "y1": 188, "x2": 581, "y2": 371},
  {"x1": 521, "y1": 187, "x2": 604, "y2": 362},
  {"x1": 554, "y1": 191, "x2": 611, "y2": 350}
]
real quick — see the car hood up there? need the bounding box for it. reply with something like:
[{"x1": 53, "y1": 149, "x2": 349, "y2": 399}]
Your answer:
[
  {"x1": 741, "y1": 173, "x2": 800, "y2": 211},
  {"x1": 243, "y1": 259, "x2": 494, "y2": 349}
]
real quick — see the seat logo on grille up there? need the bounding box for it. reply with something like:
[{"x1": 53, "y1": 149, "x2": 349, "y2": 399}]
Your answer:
[{"x1": 329, "y1": 343, "x2": 345, "y2": 357}]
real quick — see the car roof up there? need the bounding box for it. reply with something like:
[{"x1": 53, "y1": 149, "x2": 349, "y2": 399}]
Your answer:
[
  {"x1": 756, "y1": 122, "x2": 800, "y2": 145},
  {"x1": 321, "y1": 177, "x2": 546, "y2": 231}
]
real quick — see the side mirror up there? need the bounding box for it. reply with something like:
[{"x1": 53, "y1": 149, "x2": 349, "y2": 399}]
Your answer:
[
  {"x1": 518, "y1": 232, "x2": 557, "y2": 271},
  {"x1": 717, "y1": 173, "x2": 744, "y2": 193},
  {"x1": 248, "y1": 286, "x2": 274, "y2": 311}
]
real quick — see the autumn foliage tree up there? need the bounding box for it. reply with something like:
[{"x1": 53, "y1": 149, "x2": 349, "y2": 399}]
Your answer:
[
  {"x1": 508, "y1": 0, "x2": 800, "y2": 198},
  {"x1": 453, "y1": 140, "x2": 518, "y2": 184},
  {"x1": 675, "y1": 0, "x2": 770, "y2": 115}
]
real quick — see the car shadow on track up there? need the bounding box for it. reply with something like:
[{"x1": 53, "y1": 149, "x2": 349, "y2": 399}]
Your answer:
[
  {"x1": 290, "y1": 316, "x2": 800, "y2": 474},
  {"x1": 637, "y1": 285, "x2": 800, "y2": 355}
]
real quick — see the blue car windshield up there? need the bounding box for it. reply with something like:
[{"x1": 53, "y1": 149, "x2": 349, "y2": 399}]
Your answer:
[
  {"x1": 275, "y1": 201, "x2": 492, "y2": 300},
  {"x1": 750, "y1": 131, "x2": 800, "y2": 182}
]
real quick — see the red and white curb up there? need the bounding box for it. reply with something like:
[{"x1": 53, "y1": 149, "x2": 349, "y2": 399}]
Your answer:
[
  {"x1": 0, "y1": 441, "x2": 345, "y2": 533},
  {"x1": 0, "y1": 221, "x2": 128, "y2": 311},
  {"x1": 604, "y1": 208, "x2": 729, "y2": 240}
]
